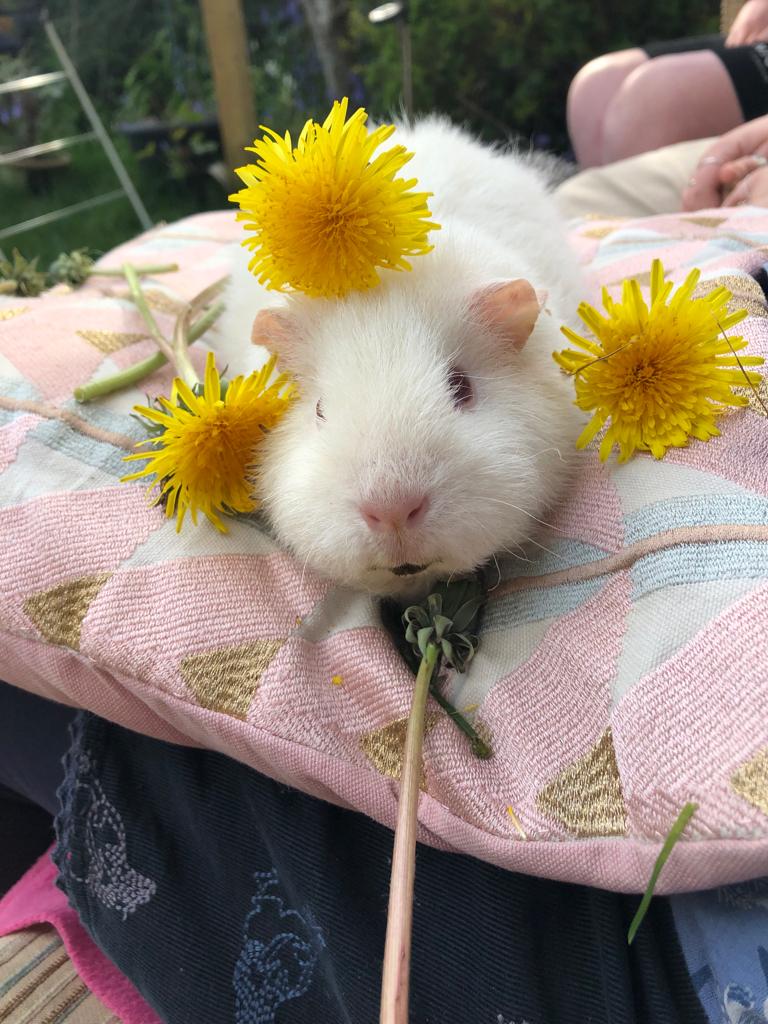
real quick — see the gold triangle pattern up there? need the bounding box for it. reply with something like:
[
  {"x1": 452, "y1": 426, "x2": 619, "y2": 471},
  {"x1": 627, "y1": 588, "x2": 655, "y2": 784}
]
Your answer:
[
  {"x1": 181, "y1": 638, "x2": 285, "y2": 719},
  {"x1": 359, "y1": 713, "x2": 437, "y2": 787},
  {"x1": 581, "y1": 225, "x2": 616, "y2": 239},
  {"x1": 143, "y1": 289, "x2": 186, "y2": 316},
  {"x1": 608, "y1": 269, "x2": 653, "y2": 290},
  {"x1": 732, "y1": 747, "x2": 768, "y2": 817},
  {"x1": 684, "y1": 215, "x2": 727, "y2": 227},
  {"x1": 76, "y1": 330, "x2": 148, "y2": 354},
  {"x1": 536, "y1": 727, "x2": 628, "y2": 837},
  {"x1": 736, "y1": 375, "x2": 768, "y2": 418},
  {"x1": 694, "y1": 273, "x2": 768, "y2": 320},
  {"x1": 23, "y1": 573, "x2": 112, "y2": 650}
]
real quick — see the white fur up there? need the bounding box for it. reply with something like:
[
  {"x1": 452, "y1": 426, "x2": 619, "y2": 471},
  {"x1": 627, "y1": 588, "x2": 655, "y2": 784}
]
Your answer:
[{"x1": 216, "y1": 117, "x2": 585, "y2": 595}]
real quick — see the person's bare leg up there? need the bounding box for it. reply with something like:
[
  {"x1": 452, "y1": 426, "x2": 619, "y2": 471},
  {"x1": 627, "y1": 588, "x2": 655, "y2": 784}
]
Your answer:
[
  {"x1": 601, "y1": 51, "x2": 743, "y2": 164},
  {"x1": 567, "y1": 48, "x2": 648, "y2": 167}
]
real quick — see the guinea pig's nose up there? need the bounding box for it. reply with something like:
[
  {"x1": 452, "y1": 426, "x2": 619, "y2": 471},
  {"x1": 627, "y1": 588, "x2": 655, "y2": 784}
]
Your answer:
[{"x1": 360, "y1": 494, "x2": 430, "y2": 532}]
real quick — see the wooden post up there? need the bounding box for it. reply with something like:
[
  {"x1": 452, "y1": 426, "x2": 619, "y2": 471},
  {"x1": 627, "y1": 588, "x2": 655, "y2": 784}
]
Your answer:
[{"x1": 199, "y1": 0, "x2": 257, "y2": 185}]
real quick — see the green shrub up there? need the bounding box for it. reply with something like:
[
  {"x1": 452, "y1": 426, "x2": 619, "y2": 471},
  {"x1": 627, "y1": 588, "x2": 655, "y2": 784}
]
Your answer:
[{"x1": 350, "y1": 0, "x2": 720, "y2": 150}]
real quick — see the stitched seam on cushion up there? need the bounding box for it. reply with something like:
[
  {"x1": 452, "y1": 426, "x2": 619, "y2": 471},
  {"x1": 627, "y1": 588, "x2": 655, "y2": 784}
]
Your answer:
[
  {"x1": 490, "y1": 527, "x2": 768, "y2": 598},
  {"x1": 0, "y1": 619, "x2": 766, "y2": 847}
]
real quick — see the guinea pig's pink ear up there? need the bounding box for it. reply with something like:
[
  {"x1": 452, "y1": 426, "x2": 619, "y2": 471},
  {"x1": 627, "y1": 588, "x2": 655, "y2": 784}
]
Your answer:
[
  {"x1": 251, "y1": 308, "x2": 298, "y2": 365},
  {"x1": 470, "y1": 279, "x2": 546, "y2": 352}
]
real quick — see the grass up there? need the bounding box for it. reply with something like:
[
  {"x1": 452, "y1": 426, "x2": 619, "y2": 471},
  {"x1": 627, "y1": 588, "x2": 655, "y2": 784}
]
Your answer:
[{"x1": 0, "y1": 136, "x2": 228, "y2": 266}]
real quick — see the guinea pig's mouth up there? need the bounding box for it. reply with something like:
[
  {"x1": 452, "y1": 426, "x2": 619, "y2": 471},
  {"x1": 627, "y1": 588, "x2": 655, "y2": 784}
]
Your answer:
[{"x1": 390, "y1": 562, "x2": 430, "y2": 577}]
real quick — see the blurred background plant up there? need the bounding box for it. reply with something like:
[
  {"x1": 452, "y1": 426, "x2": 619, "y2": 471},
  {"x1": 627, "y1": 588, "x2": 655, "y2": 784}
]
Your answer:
[{"x1": 0, "y1": 0, "x2": 719, "y2": 264}]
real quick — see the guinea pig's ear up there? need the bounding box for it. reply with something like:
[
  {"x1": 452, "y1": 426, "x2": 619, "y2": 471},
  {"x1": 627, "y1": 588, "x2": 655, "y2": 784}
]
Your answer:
[
  {"x1": 251, "y1": 308, "x2": 299, "y2": 366},
  {"x1": 470, "y1": 279, "x2": 546, "y2": 352}
]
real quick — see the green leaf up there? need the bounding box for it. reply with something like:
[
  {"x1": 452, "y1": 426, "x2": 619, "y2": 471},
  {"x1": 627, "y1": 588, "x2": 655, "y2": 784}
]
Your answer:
[
  {"x1": 451, "y1": 597, "x2": 484, "y2": 634},
  {"x1": 416, "y1": 626, "x2": 434, "y2": 658},
  {"x1": 628, "y1": 802, "x2": 698, "y2": 945},
  {"x1": 447, "y1": 634, "x2": 475, "y2": 673},
  {"x1": 48, "y1": 249, "x2": 95, "y2": 286},
  {"x1": 382, "y1": 572, "x2": 489, "y2": 754},
  {"x1": 404, "y1": 606, "x2": 429, "y2": 629},
  {"x1": 0, "y1": 248, "x2": 47, "y2": 296},
  {"x1": 432, "y1": 614, "x2": 453, "y2": 639}
]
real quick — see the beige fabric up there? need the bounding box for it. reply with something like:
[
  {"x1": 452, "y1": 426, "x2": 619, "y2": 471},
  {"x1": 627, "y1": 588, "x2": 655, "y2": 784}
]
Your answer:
[
  {"x1": 721, "y1": 0, "x2": 744, "y2": 33},
  {"x1": 0, "y1": 925, "x2": 118, "y2": 1024},
  {"x1": 554, "y1": 137, "x2": 716, "y2": 220}
]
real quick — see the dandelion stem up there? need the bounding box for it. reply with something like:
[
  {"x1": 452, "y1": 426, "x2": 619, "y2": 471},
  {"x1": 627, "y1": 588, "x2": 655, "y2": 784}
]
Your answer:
[
  {"x1": 89, "y1": 263, "x2": 178, "y2": 277},
  {"x1": 188, "y1": 300, "x2": 225, "y2": 345},
  {"x1": 429, "y1": 684, "x2": 492, "y2": 758},
  {"x1": 74, "y1": 352, "x2": 167, "y2": 403},
  {"x1": 0, "y1": 281, "x2": 17, "y2": 295},
  {"x1": 123, "y1": 263, "x2": 198, "y2": 387},
  {"x1": 73, "y1": 300, "x2": 225, "y2": 403},
  {"x1": 380, "y1": 643, "x2": 438, "y2": 1024}
]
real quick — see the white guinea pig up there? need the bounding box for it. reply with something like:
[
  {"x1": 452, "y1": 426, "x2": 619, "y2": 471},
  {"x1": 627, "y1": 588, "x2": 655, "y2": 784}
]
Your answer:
[{"x1": 217, "y1": 116, "x2": 585, "y2": 596}]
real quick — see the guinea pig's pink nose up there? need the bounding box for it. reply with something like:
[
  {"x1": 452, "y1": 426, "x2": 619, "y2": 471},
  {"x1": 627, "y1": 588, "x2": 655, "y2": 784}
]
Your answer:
[{"x1": 360, "y1": 494, "x2": 430, "y2": 532}]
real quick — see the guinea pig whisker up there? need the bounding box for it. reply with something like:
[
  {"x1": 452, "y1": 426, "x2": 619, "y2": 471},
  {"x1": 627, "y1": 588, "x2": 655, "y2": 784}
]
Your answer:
[
  {"x1": 478, "y1": 496, "x2": 558, "y2": 531},
  {"x1": 488, "y1": 553, "x2": 502, "y2": 591},
  {"x1": 522, "y1": 535, "x2": 564, "y2": 560},
  {"x1": 496, "y1": 543, "x2": 533, "y2": 564},
  {"x1": 298, "y1": 539, "x2": 321, "y2": 594},
  {"x1": 511, "y1": 445, "x2": 566, "y2": 463},
  {"x1": 463, "y1": 372, "x2": 519, "y2": 381}
]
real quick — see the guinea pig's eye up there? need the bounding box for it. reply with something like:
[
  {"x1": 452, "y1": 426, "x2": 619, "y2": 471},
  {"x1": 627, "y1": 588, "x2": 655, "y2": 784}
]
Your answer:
[
  {"x1": 448, "y1": 368, "x2": 474, "y2": 409},
  {"x1": 315, "y1": 399, "x2": 325, "y2": 421}
]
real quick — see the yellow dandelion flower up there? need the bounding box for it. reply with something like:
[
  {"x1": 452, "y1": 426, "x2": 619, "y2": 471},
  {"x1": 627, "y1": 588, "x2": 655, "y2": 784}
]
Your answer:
[
  {"x1": 229, "y1": 97, "x2": 440, "y2": 298},
  {"x1": 554, "y1": 259, "x2": 764, "y2": 462},
  {"x1": 123, "y1": 351, "x2": 295, "y2": 532}
]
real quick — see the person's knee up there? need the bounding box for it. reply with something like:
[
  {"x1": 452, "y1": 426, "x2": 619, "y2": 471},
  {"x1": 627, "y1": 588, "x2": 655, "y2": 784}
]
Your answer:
[
  {"x1": 602, "y1": 51, "x2": 742, "y2": 164},
  {"x1": 567, "y1": 49, "x2": 647, "y2": 166},
  {"x1": 601, "y1": 57, "x2": 682, "y2": 163}
]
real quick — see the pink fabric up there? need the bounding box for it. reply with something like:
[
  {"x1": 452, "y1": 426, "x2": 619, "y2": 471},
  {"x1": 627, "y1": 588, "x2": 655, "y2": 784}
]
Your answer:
[
  {"x1": 1, "y1": 209, "x2": 768, "y2": 894},
  {"x1": 0, "y1": 413, "x2": 40, "y2": 473},
  {"x1": 0, "y1": 850, "x2": 161, "y2": 1023},
  {"x1": 548, "y1": 453, "x2": 625, "y2": 551}
]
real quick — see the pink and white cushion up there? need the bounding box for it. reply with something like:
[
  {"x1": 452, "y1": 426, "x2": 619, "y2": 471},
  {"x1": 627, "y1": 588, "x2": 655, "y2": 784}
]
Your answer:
[{"x1": 1, "y1": 208, "x2": 767, "y2": 893}]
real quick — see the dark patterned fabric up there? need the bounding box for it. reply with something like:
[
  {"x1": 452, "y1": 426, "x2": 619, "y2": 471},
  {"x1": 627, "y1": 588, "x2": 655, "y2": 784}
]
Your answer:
[
  {"x1": 0, "y1": 681, "x2": 73, "y2": 894},
  {"x1": 45, "y1": 708, "x2": 706, "y2": 1024},
  {"x1": 672, "y1": 881, "x2": 768, "y2": 1023}
]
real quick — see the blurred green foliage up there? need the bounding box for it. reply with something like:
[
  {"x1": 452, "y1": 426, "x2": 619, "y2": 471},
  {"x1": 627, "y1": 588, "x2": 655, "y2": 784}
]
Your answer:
[
  {"x1": 349, "y1": 0, "x2": 720, "y2": 148},
  {"x1": 0, "y1": 0, "x2": 720, "y2": 262}
]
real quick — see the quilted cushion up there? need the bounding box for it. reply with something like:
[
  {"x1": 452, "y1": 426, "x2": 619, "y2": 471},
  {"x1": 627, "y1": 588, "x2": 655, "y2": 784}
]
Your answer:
[{"x1": 1, "y1": 208, "x2": 767, "y2": 894}]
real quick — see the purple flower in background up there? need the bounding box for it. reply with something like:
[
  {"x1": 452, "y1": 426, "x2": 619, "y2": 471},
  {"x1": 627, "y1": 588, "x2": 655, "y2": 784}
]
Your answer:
[
  {"x1": 348, "y1": 72, "x2": 366, "y2": 107},
  {"x1": 0, "y1": 97, "x2": 23, "y2": 126},
  {"x1": 283, "y1": 0, "x2": 302, "y2": 25}
]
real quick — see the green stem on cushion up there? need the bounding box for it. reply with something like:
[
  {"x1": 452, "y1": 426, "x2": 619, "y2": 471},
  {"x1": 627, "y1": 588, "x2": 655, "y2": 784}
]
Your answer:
[
  {"x1": 0, "y1": 281, "x2": 17, "y2": 295},
  {"x1": 122, "y1": 262, "x2": 197, "y2": 383},
  {"x1": 188, "y1": 300, "x2": 225, "y2": 345},
  {"x1": 73, "y1": 299, "x2": 225, "y2": 403},
  {"x1": 627, "y1": 802, "x2": 698, "y2": 945},
  {"x1": 429, "y1": 684, "x2": 492, "y2": 759},
  {"x1": 88, "y1": 263, "x2": 178, "y2": 277},
  {"x1": 74, "y1": 351, "x2": 167, "y2": 403}
]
